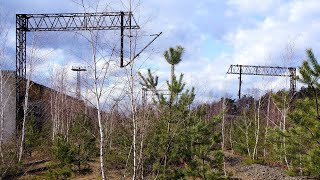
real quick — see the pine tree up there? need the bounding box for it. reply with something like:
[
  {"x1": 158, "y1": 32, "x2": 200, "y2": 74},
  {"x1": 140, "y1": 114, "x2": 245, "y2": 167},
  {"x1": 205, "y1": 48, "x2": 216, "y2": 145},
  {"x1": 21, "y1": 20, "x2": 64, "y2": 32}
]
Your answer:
[
  {"x1": 140, "y1": 45, "x2": 224, "y2": 179},
  {"x1": 139, "y1": 69, "x2": 160, "y2": 101},
  {"x1": 69, "y1": 113, "x2": 97, "y2": 172},
  {"x1": 24, "y1": 114, "x2": 41, "y2": 157},
  {"x1": 51, "y1": 113, "x2": 97, "y2": 174},
  {"x1": 287, "y1": 98, "x2": 320, "y2": 176},
  {"x1": 298, "y1": 48, "x2": 320, "y2": 119},
  {"x1": 280, "y1": 48, "x2": 320, "y2": 176},
  {"x1": 163, "y1": 45, "x2": 184, "y2": 84}
]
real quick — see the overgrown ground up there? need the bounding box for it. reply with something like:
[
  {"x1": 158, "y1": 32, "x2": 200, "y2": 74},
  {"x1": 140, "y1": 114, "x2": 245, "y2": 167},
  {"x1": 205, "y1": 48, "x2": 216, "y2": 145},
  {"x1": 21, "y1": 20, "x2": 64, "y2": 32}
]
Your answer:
[
  {"x1": 19, "y1": 158, "x2": 130, "y2": 180},
  {"x1": 225, "y1": 151, "x2": 314, "y2": 180},
  {"x1": 3, "y1": 46, "x2": 320, "y2": 180},
  {"x1": 16, "y1": 151, "x2": 316, "y2": 180}
]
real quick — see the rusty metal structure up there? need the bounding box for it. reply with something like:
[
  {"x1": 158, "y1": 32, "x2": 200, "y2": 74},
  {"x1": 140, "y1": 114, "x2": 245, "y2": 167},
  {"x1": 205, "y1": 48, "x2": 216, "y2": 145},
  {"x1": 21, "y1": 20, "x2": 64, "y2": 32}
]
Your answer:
[
  {"x1": 227, "y1": 65, "x2": 296, "y2": 98},
  {"x1": 16, "y1": 12, "x2": 140, "y2": 128}
]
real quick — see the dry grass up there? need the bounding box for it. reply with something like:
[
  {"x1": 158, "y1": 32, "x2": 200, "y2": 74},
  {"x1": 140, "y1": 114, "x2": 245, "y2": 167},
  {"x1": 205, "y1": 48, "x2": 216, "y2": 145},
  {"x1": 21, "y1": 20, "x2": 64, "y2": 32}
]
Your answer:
[{"x1": 18, "y1": 158, "x2": 133, "y2": 180}]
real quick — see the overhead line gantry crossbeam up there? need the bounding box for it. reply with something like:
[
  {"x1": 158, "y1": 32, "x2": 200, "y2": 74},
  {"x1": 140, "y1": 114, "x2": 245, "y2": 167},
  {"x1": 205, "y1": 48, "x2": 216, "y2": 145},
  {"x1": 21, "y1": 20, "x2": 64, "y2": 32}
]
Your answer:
[
  {"x1": 16, "y1": 12, "x2": 140, "y2": 130},
  {"x1": 17, "y1": 12, "x2": 139, "y2": 32},
  {"x1": 226, "y1": 65, "x2": 296, "y2": 98},
  {"x1": 16, "y1": 12, "x2": 139, "y2": 78}
]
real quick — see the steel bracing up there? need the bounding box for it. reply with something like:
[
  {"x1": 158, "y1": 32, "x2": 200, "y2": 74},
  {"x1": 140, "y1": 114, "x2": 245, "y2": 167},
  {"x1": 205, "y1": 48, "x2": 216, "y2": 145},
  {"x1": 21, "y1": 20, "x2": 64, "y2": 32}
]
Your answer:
[
  {"x1": 71, "y1": 66, "x2": 87, "y2": 99},
  {"x1": 16, "y1": 12, "x2": 140, "y2": 129},
  {"x1": 227, "y1": 65, "x2": 296, "y2": 98},
  {"x1": 17, "y1": 12, "x2": 138, "y2": 31},
  {"x1": 16, "y1": 12, "x2": 139, "y2": 78}
]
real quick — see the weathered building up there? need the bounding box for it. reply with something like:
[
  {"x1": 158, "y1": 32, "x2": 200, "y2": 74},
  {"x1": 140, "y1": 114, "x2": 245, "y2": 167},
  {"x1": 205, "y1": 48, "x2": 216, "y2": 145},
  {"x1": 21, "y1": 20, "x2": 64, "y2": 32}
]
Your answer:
[
  {"x1": 1, "y1": 71, "x2": 96, "y2": 141},
  {"x1": 1, "y1": 71, "x2": 16, "y2": 141}
]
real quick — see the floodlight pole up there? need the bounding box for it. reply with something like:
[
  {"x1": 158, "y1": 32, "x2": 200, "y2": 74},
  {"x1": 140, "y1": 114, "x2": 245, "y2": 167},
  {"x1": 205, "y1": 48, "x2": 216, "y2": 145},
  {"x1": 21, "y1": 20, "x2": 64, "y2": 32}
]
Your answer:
[{"x1": 71, "y1": 66, "x2": 87, "y2": 99}]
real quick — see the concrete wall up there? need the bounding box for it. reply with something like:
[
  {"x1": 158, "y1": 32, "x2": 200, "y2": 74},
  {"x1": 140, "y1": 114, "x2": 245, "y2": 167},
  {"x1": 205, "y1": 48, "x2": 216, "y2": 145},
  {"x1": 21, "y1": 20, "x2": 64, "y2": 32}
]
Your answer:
[
  {"x1": 1, "y1": 71, "x2": 97, "y2": 142},
  {"x1": 1, "y1": 71, "x2": 16, "y2": 141}
]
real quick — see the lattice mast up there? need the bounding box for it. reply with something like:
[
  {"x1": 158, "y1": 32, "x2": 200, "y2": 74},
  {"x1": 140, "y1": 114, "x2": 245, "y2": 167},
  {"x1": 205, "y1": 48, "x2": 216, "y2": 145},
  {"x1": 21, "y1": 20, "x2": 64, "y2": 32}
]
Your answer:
[
  {"x1": 15, "y1": 12, "x2": 140, "y2": 129},
  {"x1": 227, "y1": 65, "x2": 296, "y2": 98},
  {"x1": 71, "y1": 66, "x2": 86, "y2": 99},
  {"x1": 16, "y1": 12, "x2": 162, "y2": 127}
]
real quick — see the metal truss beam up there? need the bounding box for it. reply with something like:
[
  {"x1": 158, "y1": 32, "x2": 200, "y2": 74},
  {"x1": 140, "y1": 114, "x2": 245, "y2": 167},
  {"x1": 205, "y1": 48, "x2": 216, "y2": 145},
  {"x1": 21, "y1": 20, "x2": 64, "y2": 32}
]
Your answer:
[
  {"x1": 227, "y1": 65, "x2": 296, "y2": 98},
  {"x1": 142, "y1": 88, "x2": 172, "y2": 106},
  {"x1": 16, "y1": 12, "x2": 139, "y2": 78},
  {"x1": 17, "y1": 12, "x2": 139, "y2": 31},
  {"x1": 15, "y1": 12, "x2": 140, "y2": 130}
]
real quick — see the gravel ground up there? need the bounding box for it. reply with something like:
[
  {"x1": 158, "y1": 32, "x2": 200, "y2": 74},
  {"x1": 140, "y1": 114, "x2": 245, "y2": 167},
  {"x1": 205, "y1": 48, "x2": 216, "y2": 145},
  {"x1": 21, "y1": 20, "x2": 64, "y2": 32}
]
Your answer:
[{"x1": 225, "y1": 152, "x2": 315, "y2": 180}]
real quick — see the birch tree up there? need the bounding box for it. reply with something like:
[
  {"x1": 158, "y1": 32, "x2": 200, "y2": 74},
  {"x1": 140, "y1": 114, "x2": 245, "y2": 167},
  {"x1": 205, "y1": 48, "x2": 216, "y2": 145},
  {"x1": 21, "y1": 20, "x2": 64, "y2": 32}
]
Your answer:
[
  {"x1": 88, "y1": 30, "x2": 107, "y2": 180},
  {"x1": 18, "y1": 35, "x2": 40, "y2": 162},
  {"x1": 263, "y1": 91, "x2": 272, "y2": 158},
  {"x1": 49, "y1": 67, "x2": 71, "y2": 141},
  {"x1": 0, "y1": 10, "x2": 12, "y2": 164},
  {"x1": 74, "y1": 2, "x2": 123, "y2": 179},
  {"x1": 252, "y1": 96, "x2": 262, "y2": 160}
]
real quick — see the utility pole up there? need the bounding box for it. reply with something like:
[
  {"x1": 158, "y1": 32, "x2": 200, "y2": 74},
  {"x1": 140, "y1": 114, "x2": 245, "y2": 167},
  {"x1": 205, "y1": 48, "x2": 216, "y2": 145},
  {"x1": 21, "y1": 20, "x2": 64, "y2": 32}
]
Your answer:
[
  {"x1": 71, "y1": 66, "x2": 86, "y2": 99},
  {"x1": 238, "y1": 65, "x2": 242, "y2": 99}
]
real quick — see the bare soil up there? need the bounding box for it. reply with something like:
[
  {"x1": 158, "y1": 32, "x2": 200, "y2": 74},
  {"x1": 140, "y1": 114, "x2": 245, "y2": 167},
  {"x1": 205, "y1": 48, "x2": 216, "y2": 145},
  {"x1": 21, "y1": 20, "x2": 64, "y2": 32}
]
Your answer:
[
  {"x1": 225, "y1": 151, "x2": 315, "y2": 180},
  {"x1": 18, "y1": 158, "x2": 130, "y2": 180},
  {"x1": 17, "y1": 152, "x2": 317, "y2": 180}
]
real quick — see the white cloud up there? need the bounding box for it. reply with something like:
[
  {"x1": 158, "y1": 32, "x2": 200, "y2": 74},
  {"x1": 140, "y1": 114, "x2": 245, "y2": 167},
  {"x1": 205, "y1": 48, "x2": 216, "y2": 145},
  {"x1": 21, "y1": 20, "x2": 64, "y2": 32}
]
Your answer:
[
  {"x1": 3, "y1": 0, "x2": 320, "y2": 102},
  {"x1": 288, "y1": 0, "x2": 320, "y2": 22},
  {"x1": 226, "y1": 0, "x2": 279, "y2": 14},
  {"x1": 220, "y1": 1, "x2": 320, "y2": 97},
  {"x1": 226, "y1": 0, "x2": 320, "y2": 65}
]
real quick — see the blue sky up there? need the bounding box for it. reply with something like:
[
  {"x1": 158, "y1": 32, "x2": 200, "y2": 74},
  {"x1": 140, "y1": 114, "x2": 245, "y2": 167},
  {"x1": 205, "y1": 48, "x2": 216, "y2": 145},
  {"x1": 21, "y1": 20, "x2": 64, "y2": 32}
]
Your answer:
[{"x1": 1, "y1": 0, "x2": 320, "y2": 102}]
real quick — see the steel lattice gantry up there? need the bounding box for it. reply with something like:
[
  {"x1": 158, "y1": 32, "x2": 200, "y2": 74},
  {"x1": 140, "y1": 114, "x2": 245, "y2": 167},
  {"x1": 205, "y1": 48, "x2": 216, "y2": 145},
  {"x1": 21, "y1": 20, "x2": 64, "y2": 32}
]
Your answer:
[
  {"x1": 16, "y1": 12, "x2": 139, "y2": 128},
  {"x1": 16, "y1": 12, "x2": 139, "y2": 77},
  {"x1": 226, "y1": 65, "x2": 296, "y2": 98}
]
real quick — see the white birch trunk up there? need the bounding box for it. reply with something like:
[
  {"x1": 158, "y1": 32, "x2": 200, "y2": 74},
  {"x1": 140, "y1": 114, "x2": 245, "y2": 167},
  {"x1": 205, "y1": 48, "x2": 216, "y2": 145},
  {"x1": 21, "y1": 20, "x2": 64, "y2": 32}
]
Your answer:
[
  {"x1": 96, "y1": 94, "x2": 105, "y2": 180},
  {"x1": 130, "y1": 74, "x2": 137, "y2": 180},
  {"x1": 18, "y1": 35, "x2": 39, "y2": 161},
  {"x1": 18, "y1": 70, "x2": 32, "y2": 162},
  {"x1": 128, "y1": 2, "x2": 137, "y2": 177},
  {"x1": 244, "y1": 114, "x2": 251, "y2": 157},
  {"x1": 0, "y1": 16, "x2": 10, "y2": 164},
  {"x1": 282, "y1": 94, "x2": 289, "y2": 169},
  {"x1": 89, "y1": 29, "x2": 106, "y2": 180},
  {"x1": 263, "y1": 93, "x2": 271, "y2": 158},
  {"x1": 253, "y1": 99, "x2": 261, "y2": 160},
  {"x1": 229, "y1": 120, "x2": 234, "y2": 154}
]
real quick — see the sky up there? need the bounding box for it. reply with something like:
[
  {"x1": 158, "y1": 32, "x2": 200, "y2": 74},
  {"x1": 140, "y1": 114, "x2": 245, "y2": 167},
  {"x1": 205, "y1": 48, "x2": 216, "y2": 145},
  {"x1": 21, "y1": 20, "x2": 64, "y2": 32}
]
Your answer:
[{"x1": 1, "y1": 0, "x2": 320, "y2": 103}]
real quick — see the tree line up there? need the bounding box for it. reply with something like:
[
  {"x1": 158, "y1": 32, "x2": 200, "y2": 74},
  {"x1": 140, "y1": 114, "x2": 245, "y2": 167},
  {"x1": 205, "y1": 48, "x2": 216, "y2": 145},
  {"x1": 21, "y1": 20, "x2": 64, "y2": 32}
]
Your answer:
[{"x1": 0, "y1": 1, "x2": 320, "y2": 179}]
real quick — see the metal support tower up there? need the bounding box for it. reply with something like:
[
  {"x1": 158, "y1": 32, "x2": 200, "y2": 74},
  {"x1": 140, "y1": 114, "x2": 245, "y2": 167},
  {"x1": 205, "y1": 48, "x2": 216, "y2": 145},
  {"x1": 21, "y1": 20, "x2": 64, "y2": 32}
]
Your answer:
[
  {"x1": 16, "y1": 12, "x2": 139, "y2": 78},
  {"x1": 141, "y1": 88, "x2": 177, "y2": 105},
  {"x1": 16, "y1": 12, "x2": 140, "y2": 129},
  {"x1": 227, "y1": 65, "x2": 296, "y2": 99},
  {"x1": 71, "y1": 66, "x2": 86, "y2": 99}
]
